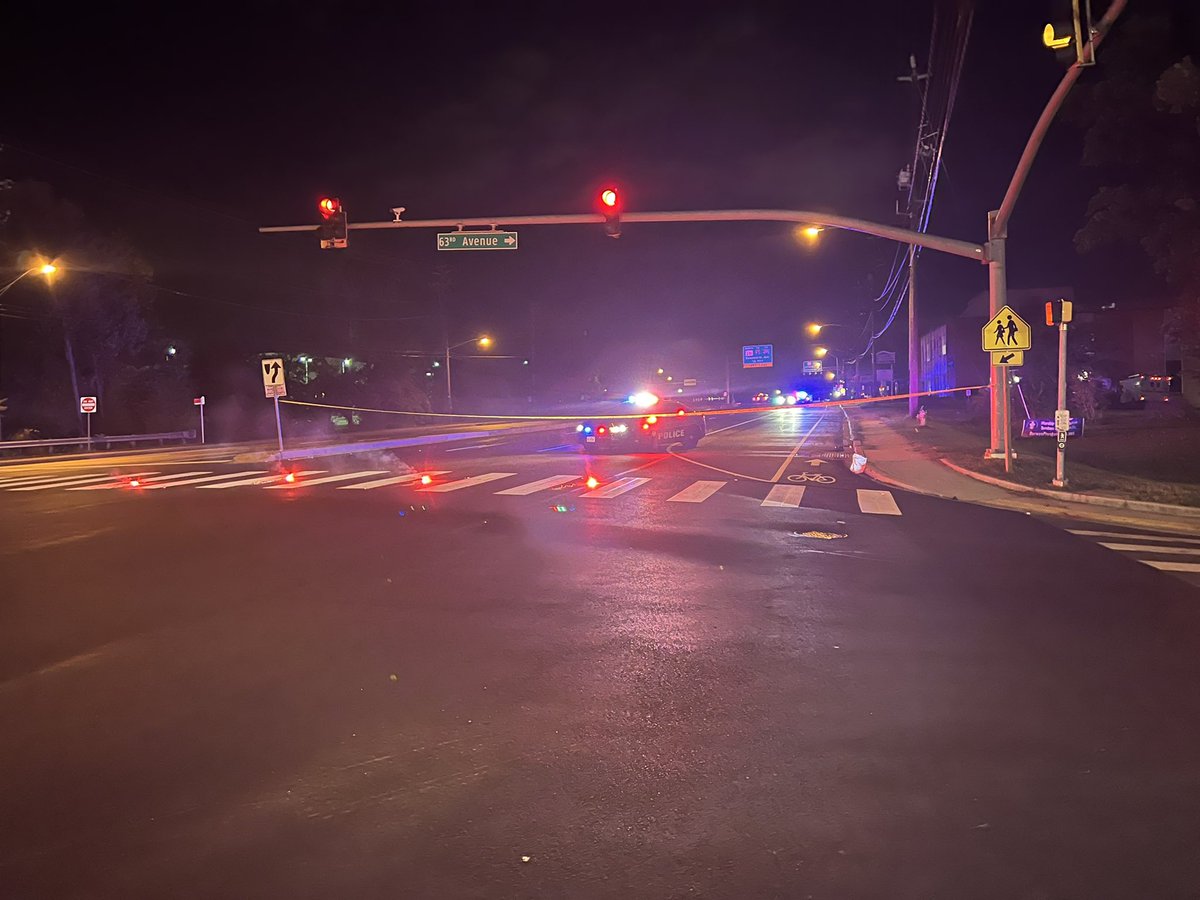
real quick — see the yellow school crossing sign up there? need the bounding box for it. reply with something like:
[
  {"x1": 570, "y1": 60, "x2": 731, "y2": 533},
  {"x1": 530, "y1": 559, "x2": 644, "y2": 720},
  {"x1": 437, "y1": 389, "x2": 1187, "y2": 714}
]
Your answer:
[{"x1": 982, "y1": 305, "x2": 1031, "y2": 352}]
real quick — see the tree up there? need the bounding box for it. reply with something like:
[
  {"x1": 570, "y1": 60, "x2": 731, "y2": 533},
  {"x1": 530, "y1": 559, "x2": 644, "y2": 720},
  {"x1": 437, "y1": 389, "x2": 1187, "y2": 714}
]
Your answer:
[
  {"x1": 1072, "y1": 14, "x2": 1200, "y2": 344},
  {"x1": 0, "y1": 180, "x2": 187, "y2": 435}
]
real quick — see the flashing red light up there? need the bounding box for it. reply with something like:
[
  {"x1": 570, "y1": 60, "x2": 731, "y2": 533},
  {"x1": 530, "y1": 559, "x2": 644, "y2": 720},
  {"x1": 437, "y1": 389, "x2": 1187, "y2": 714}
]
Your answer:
[
  {"x1": 600, "y1": 188, "x2": 618, "y2": 208},
  {"x1": 676, "y1": 409, "x2": 685, "y2": 416},
  {"x1": 318, "y1": 197, "x2": 341, "y2": 219},
  {"x1": 586, "y1": 476, "x2": 600, "y2": 489},
  {"x1": 597, "y1": 426, "x2": 607, "y2": 435},
  {"x1": 284, "y1": 472, "x2": 296, "y2": 483},
  {"x1": 129, "y1": 479, "x2": 141, "y2": 488},
  {"x1": 642, "y1": 422, "x2": 650, "y2": 430},
  {"x1": 420, "y1": 474, "x2": 433, "y2": 486}
]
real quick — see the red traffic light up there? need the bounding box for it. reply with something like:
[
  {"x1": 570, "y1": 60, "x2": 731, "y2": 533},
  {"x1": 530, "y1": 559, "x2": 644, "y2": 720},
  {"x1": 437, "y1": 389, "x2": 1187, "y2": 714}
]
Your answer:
[
  {"x1": 599, "y1": 188, "x2": 619, "y2": 209},
  {"x1": 318, "y1": 197, "x2": 341, "y2": 219}
]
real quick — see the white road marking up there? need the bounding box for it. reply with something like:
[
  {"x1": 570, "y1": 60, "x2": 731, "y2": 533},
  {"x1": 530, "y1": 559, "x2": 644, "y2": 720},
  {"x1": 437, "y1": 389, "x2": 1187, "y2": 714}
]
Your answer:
[
  {"x1": 144, "y1": 471, "x2": 268, "y2": 489},
  {"x1": 667, "y1": 480, "x2": 726, "y2": 503},
  {"x1": 0, "y1": 472, "x2": 126, "y2": 488},
  {"x1": 770, "y1": 413, "x2": 827, "y2": 483},
  {"x1": 8, "y1": 472, "x2": 158, "y2": 491},
  {"x1": 704, "y1": 413, "x2": 771, "y2": 436},
  {"x1": 421, "y1": 472, "x2": 516, "y2": 493},
  {"x1": 198, "y1": 470, "x2": 327, "y2": 489},
  {"x1": 263, "y1": 470, "x2": 388, "y2": 490},
  {"x1": 581, "y1": 476, "x2": 650, "y2": 499},
  {"x1": 857, "y1": 489, "x2": 903, "y2": 516},
  {"x1": 338, "y1": 471, "x2": 450, "y2": 490},
  {"x1": 495, "y1": 475, "x2": 580, "y2": 495},
  {"x1": 536, "y1": 444, "x2": 575, "y2": 452},
  {"x1": 1097, "y1": 543, "x2": 1200, "y2": 557},
  {"x1": 1145, "y1": 561, "x2": 1200, "y2": 573},
  {"x1": 67, "y1": 471, "x2": 210, "y2": 490},
  {"x1": 1069, "y1": 529, "x2": 1200, "y2": 545},
  {"x1": 444, "y1": 443, "x2": 501, "y2": 453},
  {"x1": 761, "y1": 484, "x2": 805, "y2": 508}
]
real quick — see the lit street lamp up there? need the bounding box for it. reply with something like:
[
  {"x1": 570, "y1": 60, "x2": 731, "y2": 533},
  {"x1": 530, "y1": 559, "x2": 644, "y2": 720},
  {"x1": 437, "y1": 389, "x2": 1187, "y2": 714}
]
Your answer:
[
  {"x1": 445, "y1": 335, "x2": 492, "y2": 412},
  {"x1": 0, "y1": 261, "x2": 57, "y2": 299},
  {"x1": 298, "y1": 354, "x2": 311, "y2": 383}
]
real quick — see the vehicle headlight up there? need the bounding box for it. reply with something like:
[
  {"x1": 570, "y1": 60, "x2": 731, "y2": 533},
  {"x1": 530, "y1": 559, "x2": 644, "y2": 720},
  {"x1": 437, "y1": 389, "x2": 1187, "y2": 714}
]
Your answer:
[{"x1": 576, "y1": 424, "x2": 584, "y2": 432}]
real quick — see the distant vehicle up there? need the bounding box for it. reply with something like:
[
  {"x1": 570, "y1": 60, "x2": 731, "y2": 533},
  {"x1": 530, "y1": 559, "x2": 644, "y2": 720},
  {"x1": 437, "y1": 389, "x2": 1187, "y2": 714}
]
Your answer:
[
  {"x1": 577, "y1": 395, "x2": 706, "y2": 452},
  {"x1": 751, "y1": 391, "x2": 771, "y2": 405}
]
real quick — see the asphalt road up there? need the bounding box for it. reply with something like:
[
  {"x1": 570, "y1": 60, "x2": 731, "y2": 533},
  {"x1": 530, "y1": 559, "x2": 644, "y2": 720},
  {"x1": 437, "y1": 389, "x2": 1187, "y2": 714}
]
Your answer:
[{"x1": 2, "y1": 407, "x2": 1199, "y2": 898}]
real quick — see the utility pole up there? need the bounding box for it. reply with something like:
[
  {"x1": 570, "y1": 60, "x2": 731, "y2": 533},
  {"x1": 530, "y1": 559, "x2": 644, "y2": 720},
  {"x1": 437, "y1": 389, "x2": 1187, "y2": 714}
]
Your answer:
[
  {"x1": 898, "y1": 52, "x2": 930, "y2": 418},
  {"x1": 1053, "y1": 316, "x2": 1069, "y2": 487}
]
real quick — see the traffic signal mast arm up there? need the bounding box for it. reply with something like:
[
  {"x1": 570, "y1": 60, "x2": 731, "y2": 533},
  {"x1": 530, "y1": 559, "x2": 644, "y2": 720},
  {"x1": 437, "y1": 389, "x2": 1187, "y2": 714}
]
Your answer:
[{"x1": 261, "y1": 208, "x2": 985, "y2": 262}]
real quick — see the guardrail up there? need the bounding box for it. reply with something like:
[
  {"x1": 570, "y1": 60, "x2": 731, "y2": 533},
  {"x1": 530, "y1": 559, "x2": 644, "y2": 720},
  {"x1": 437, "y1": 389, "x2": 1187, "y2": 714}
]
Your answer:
[{"x1": 0, "y1": 430, "x2": 196, "y2": 455}]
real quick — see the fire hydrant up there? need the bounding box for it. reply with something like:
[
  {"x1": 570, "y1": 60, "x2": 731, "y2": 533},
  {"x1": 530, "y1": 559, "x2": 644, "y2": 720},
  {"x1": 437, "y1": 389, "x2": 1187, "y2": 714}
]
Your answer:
[{"x1": 916, "y1": 407, "x2": 927, "y2": 429}]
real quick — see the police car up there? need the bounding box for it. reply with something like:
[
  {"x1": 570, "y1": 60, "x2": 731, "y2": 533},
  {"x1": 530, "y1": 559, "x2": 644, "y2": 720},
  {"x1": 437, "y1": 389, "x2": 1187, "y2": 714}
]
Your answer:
[{"x1": 577, "y1": 393, "x2": 706, "y2": 452}]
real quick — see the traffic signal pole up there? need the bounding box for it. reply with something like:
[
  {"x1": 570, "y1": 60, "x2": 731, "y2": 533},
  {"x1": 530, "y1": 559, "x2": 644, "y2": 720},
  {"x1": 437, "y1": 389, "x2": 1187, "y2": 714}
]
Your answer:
[
  {"x1": 261, "y1": 209, "x2": 986, "y2": 262},
  {"x1": 984, "y1": 0, "x2": 1126, "y2": 461}
]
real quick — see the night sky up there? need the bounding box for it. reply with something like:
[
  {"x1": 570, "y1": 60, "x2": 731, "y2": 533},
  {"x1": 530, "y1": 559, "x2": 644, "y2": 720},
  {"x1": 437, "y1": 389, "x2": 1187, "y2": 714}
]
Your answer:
[{"x1": 0, "y1": 0, "x2": 1173, "y2": 393}]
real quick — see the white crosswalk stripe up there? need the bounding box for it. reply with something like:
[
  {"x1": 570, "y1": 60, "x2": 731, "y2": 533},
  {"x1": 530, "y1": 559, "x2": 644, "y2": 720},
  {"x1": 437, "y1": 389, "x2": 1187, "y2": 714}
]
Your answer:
[
  {"x1": 1, "y1": 471, "x2": 140, "y2": 489},
  {"x1": 197, "y1": 470, "x2": 327, "y2": 489},
  {"x1": 338, "y1": 471, "x2": 450, "y2": 490},
  {"x1": 1067, "y1": 528, "x2": 1200, "y2": 580},
  {"x1": 667, "y1": 480, "x2": 726, "y2": 503},
  {"x1": 1068, "y1": 529, "x2": 1200, "y2": 546},
  {"x1": 144, "y1": 471, "x2": 268, "y2": 489},
  {"x1": 263, "y1": 470, "x2": 388, "y2": 490},
  {"x1": 1097, "y1": 543, "x2": 1200, "y2": 557},
  {"x1": 857, "y1": 489, "x2": 902, "y2": 516},
  {"x1": 581, "y1": 476, "x2": 650, "y2": 499},
  {"x1": 8, "y1": 472, "x2": 159, "y2": 492},
  {"x1": 495, "y1": 475, "x2": 580, "y2": 496},
  {"x1": 761, "y1": 484, "x2": 805, "y2": 508},
  {"x1": 68, "y1": 471, "x2": 210, "y2": 491},
  {"x1": 421, "y1": 472, "x2": 516, "y2": 493}
]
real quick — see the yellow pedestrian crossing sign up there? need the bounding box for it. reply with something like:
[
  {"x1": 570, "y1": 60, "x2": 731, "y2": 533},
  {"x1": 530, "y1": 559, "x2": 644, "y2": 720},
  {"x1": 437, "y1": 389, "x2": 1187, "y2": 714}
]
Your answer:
[{"x1": 982, "y1": 305, "x2": 1031, "y2": 352}]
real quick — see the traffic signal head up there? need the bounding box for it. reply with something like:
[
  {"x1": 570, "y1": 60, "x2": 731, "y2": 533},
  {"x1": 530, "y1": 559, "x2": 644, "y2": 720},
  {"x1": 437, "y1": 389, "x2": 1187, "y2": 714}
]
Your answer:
[
  {"x1": 317, "y1": 197, "x2": 348, "y2": 249},
  {"x1": 318, "y1": 197, "x2": 341, "y2": 219},
  {"x1": 598, "y1": 187, "x2": 621, "y2": 238},
  {"x1": 1043, "y1": 0, "x2": 1094, "y2": 66},
  {"x1": 1045, "y1": 299, "x2": 1074, "y2": 325}
]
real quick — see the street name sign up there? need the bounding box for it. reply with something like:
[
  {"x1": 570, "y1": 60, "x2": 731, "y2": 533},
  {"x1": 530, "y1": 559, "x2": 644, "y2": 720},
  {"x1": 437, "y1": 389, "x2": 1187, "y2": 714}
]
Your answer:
[
  {"x1": 990, "y1": 350, "x2": 1024, "y2": 366},
  {"x1": 193, "y1": 396, "x2": 206, "y2": 406},
  {"x1": 261, "y1": 358, "x2": 287, "y2": 399},
  {"x1": 802, "y1": 359, "x2": 823, "y2": 375},
  {"x1": 982, "y1": 305, "x2": 1031, "y2": 352},
  {"x1": 80, "y1": 396, "x2": 97, "y2": 414},
  {"x1": 437, "y1": 231, "x2": 519, "y2": 251},
  {"x1": 742, "y1": 344, "x2": 773, "y2": 368}
]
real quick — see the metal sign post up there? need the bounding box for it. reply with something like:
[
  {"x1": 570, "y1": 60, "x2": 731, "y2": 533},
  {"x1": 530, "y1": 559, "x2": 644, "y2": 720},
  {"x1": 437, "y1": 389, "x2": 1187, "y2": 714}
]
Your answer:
[
  {"x1": 79, "y1": 396, "x2": 98, "y2": 450},
  {"x1": 1053, "y1": 321, "x2": 1070, "y2": 488},
  {"x1": 193, "y1": 396, "x2": 206, "y2": 444},
  {"x1": 261, "y1": 359, "x2": 287, "y2": 455}
]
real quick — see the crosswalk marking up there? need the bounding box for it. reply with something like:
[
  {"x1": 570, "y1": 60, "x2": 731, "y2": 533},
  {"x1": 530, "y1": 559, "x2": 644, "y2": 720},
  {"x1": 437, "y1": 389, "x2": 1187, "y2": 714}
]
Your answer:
[
  {"x1": 761, "y1": 484, "x2": 805, "y2": 507},
  {"x1": 667, "y1": 480, "x2": 726, "y2": 503},
  {"x1": 1069, "y1": 529, "x2": 1200, "y2": 545},
  {"x1": 1146, "y1": 561, "x2": 1200, "y2": 573},
  {"x1": 8, "y1": 472, "x2": 158, "y2": 492},
  {"x1": 581, "y1": 476, "x2": 650, "y2": 499},
  {"x1": 1, "y1": 471, "x2": 142, "y2": 489},
  {"x1": 263, "y1": 470, "x2": 387, "y2": 490},
  {"x1": 67, "y1": 471, "x2": 210, "y2": 491},
  {"x1": 421, "y1": 472, "x2": 516, "y2": 493},
  {"x1": 338, "y1": 471, "x2": 450, "y2": 490},
  {"x1": 1097, "y1": 542, "x2": 1200, "y2": 557},
  {"x1": 495, "y1": 475, "x2": 580, "y2": 496},
  {"x1": 197, "y1": 470, "x2": 327, "y2": 489},
  {"x1": 857, "y1": 489, "x2": 902, "y2": 516},
  {"x1": 144, "y1": 471, "x2": 267, "y2": 489}
]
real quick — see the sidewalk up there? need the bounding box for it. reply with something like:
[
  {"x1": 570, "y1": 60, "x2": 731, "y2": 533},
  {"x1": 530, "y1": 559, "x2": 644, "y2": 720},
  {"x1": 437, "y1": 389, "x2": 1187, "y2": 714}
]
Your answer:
[{"x1": 846, "y1": 410, "x2": 1200, "y2": 536}]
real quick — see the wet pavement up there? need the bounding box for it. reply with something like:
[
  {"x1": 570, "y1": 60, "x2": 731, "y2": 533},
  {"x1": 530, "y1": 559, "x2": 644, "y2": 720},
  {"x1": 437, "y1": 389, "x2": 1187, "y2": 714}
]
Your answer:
[{"x1": 2, "y1": 407, "x2": 1199, "y2": 898}]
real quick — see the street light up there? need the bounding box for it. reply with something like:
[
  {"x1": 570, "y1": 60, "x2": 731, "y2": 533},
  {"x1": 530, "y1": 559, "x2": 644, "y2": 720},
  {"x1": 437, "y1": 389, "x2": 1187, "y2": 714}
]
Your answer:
[
  {"x1": 807, "y1": 322, "x2": 843, "y2": 337},
  {"x1": 444, "y1": 335, "x2": 492, "y2": 412},
  {"x1": 0, "y1": 260, "x2": 57, "y2": 299},
  {"x1": 298, "y1": 354, "x2": 311, "y2": 383},
  {"x1": 814, "y1": 347, "x2": 828, "y2": 358},
  {"x1": 341, "y1": 357, "x2": 352, "y2": 374},
  {"x1": 794, "y1": 225, "x2": 823, "y2": 243}
]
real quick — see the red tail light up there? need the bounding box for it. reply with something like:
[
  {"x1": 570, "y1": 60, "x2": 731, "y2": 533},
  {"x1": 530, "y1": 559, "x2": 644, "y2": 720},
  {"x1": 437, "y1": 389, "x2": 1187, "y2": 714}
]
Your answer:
[{"x1": 597, "y1": 426, "x2": 607, "y2": 435}]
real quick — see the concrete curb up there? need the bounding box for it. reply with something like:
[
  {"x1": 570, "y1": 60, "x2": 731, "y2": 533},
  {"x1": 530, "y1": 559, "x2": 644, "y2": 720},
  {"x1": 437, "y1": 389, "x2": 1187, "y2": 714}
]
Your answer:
[{"x1": 938, "y1": 458, "x2": 1200, "y2": 519}]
